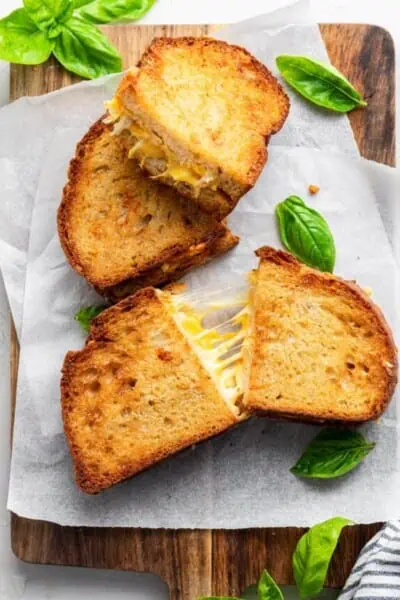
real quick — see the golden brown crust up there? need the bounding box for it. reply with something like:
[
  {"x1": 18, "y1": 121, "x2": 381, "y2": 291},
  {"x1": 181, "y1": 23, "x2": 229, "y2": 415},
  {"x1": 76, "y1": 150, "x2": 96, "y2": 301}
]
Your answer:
[
  {"x1": 117, "y1": 37, "x2": 290, "y2": 206},
  {"x1": 245, "y1": 246, "x2": 398, "y2": 424},
  {"x1": 61, "y1": 288, "x2": 238, "y2": 494},
  {"x1": 58, "y1": 117, "x2": 226, "y2": 288},
  {"x1": 99, "y1": 228, "x2": 239, "y2": 302},
  {"x1": 136, "y1": 36, "x2": 290, "y2": 143},
  {"x1": 58, "y1": 118, "x2": 103, "y2": 281}
]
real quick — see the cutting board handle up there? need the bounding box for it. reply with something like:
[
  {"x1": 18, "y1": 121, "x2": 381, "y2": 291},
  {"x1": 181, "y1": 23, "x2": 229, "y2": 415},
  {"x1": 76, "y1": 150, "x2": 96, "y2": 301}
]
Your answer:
[
  {"x1": 156, "y1": 529, "x2": 277, "y2": 598},
  {"x1": 157, "y1": 529, "x2": 281, "y2": 599}
]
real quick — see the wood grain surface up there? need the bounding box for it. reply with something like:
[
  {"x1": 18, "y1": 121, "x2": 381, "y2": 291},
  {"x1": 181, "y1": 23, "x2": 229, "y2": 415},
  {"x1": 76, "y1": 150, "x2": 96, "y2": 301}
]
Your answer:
[{"x1": 9, "y1": 23, "x2": 395, "y2": 600}]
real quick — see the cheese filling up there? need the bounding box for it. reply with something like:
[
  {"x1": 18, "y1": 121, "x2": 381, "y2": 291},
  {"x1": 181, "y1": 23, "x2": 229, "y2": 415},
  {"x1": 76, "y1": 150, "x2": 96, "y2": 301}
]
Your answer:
[
  {"x1": 158, "y1": 289, "x2": 250, "y2": 415},
  {"x1": 104, "y1": 98, "x2": 218, "y2": 195}
]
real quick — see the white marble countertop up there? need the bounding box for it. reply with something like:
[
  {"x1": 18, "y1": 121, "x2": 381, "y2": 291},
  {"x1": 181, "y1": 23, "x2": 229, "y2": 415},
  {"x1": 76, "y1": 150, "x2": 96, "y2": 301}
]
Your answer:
[{"x1": 0, "y1": 1, "x2": 398, "y2": 598}]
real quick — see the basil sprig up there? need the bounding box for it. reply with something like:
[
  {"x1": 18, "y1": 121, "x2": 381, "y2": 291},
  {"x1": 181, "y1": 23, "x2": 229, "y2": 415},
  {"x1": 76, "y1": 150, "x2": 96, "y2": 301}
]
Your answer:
[
  {"x1": 0, "y1": 0, "x2": 155, "y2": 78},
  {"x1": 293, "y1": 517, "x2": 352, "y2": 599},
  {"x1": 75, "y1": 304, "x2": 106, "y2": 332},
  {"x1": 276, "y1": 55, "x2": 367, "y2": 113},
  {"x1": 198, "y1": 568, "x2": 283, "y2": 600},
  {"x1": 291, "y1": 429, "x2": 375, "y2": 480},
  {"x1": 276, "y1": 195, "x2": 335, "y2": 273}
]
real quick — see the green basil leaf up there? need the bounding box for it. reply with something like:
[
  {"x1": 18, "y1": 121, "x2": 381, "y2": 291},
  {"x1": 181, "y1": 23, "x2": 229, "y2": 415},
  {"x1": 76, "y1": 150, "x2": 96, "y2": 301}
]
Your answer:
[
  {"x1": 291, "y1": 429, "x2": 375, "y2": 480},
  {"x1": 75, "y1": 305, "x2": 107, "y2": 332},
  {"x1": 53, "y1": 17, "x2": 122, "y2": 79},
  {"x1": 276, "y1": 55, "x2": 367, "y2": 113},
  {"x1": 23, "y1": 0, "x2": 74, "y2": 32},
  {"x1": 257, "y1": 569, "x2": 283, "y2": 600},
  {"x1": 0, "y1": 8, "x2": 54, "y2": 64},
  {"x1": 76, "y1": 0, "x2": 155, "y2": 24},
  {"x1": 276, "y1": 195, "x2": 335, "y2": 273},
  {"x1": 293, "y1": 517, "x2": 351, "y2": 599}
]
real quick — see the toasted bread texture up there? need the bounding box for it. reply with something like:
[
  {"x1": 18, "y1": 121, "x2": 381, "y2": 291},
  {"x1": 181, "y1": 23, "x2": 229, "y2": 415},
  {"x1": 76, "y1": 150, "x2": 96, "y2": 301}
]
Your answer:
[
  {"x1": 58, "y1": 118, "x2": 227, "y2": 288},
  {"x1": 114, "y1": 37, "x2": 290, "y2": 217},
  {"x1": 100, "y1": 227, "x2": 239, "y2": 302},
  {"x1": 243, "y1": 247, "x2": 398, "y2": 424},
  {"x1": 61, "y1": 288, "x2": 239, "y2": 493}
]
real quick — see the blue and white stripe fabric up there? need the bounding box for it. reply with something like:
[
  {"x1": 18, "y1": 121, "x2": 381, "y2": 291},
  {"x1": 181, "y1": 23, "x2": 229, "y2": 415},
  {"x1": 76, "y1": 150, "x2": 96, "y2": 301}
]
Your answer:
[{"x1": 339, "y1": 522, "x2": 400, "y2": 599}]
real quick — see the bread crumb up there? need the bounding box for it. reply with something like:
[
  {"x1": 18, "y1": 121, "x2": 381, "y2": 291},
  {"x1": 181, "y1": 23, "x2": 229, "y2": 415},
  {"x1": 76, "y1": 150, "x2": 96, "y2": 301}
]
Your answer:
[{"x1": 308, "y1": 184, "x2": 320, "y2": 195}]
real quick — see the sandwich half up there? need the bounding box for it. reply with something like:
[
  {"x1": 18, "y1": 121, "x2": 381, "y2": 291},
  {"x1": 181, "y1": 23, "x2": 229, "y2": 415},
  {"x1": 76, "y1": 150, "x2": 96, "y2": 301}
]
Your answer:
[
  {"x1": 242, "y1": 247, "x2": 398, "y2": 424},
  {"x1": 62, "y1": 287, "x2": 248, "y2": 493},
  {"x1": 58, "y1": 118, "x2": 238, "y2": 294},
  {"x1": 106, "y1": 37, "x2": 290, "y2": 219}
]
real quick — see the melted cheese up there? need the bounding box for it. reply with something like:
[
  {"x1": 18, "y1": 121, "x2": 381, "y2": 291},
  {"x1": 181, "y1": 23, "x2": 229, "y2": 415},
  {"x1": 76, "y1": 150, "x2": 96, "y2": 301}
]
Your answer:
[
  {"x1": 129, "y1": 121, "x2": 148, "y2": 138},
  {"x1": 166, "y1": 165, "x2": 202, "y2": 186},
  {"x1": 127, "y1": 122, "x2": 204, "y2": 186},
  {"x1": 104, "y1": 98, "x2": 124, "y2": 123},
  {"x1": 104, "y1": 96, "x2": 216, "y2": 191},
  {"x1": 128, "y1": 139, "x2": 165, "y2": 161},
  {"x1": 159, "y1": 291, "x2": 249, "y2": 414}
]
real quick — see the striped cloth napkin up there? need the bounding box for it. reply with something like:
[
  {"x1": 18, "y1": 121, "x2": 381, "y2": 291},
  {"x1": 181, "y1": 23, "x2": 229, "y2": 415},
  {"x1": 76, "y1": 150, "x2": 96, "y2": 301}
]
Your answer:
[{"x1": 339, "y1": 522, "x2": 400, "y2": 599}]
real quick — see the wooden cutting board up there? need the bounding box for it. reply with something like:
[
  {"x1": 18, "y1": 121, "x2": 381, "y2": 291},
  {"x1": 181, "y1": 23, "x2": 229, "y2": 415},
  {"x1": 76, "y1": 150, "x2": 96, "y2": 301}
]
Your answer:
[{"x1": 9, "y1": 24, "x2": 395, "y2": 600}]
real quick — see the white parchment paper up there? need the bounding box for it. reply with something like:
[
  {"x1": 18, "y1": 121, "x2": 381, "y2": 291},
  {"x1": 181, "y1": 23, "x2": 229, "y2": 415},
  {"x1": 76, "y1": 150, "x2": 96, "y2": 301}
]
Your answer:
[{"x1": 1, "y1": 1, "x2": 399, "y2": 527}]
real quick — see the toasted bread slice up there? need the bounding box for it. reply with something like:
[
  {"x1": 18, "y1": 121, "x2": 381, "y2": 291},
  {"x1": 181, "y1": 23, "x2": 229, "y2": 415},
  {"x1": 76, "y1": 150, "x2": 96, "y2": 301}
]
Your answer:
[
  {"x1": 100, "y1": 227, "x2": 239, "y2": 302},
  {"x1": 58, "y1": 118, "x2": 228, "y2": 288},
  {"x1": 242, "y1": 247, "x2": 398, "y2": 424},
  {"x1": 109, "y1": 37, "x2": 290, "y2": 219},
  {"x1": 62, "y1": 288, "x2": 243, "y2": 493}
]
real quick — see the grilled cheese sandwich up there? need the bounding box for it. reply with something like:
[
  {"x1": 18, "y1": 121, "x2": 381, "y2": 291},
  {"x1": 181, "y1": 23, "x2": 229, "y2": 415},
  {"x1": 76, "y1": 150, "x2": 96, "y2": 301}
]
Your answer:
[
  {"x1": 58, "y1": 118, "x2": 238, "y2": 293},
  {"x1": 106, "y1": 37, "x2": 290, "y2": 219},
  {"x1": 61, "y1": 248, "x2": 397, "y2": 493},
  {"x1": 61, "y1": 287, "x2": 248, "y2": 493}
]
